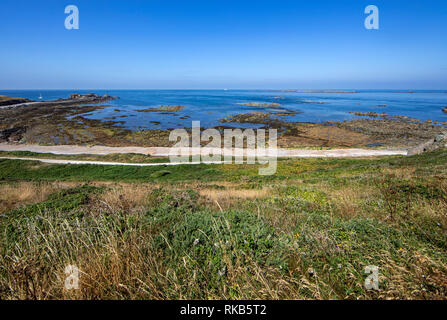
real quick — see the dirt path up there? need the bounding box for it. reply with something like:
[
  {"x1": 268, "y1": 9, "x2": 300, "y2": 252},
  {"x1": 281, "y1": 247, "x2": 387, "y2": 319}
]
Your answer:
[{"x1": 0, "y1": 143, "x2": 408, "y2": 159}]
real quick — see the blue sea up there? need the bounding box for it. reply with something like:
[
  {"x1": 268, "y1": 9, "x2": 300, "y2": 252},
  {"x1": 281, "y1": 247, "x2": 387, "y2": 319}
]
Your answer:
[{"x1": 1, "y1": 90, "x2": 447, "y2": 130}]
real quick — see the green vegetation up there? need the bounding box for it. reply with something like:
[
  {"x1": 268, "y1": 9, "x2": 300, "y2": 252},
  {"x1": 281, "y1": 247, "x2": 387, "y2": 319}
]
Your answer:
[
  {"x1": 0, "y1": 158, "x2": 221, "y2": 182},
  {"x1": 0, "y1": 151, "x2": 170, "y2": 164},
  {"x1": 0, "y1": 150, "x2": 446, "y2": 299}
]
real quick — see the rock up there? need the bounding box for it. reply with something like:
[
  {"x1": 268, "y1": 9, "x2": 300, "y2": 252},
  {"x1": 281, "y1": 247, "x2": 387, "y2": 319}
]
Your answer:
[
  {"x1": 350, "y1": 112, "x2": 388, "y2": 118},
  {"x1": 0, "y1": 126, "x2": 27, "y2": 142},
  {"x1": 218, "y1": 267, "x2": 227, "y2": 277},
  {"x1": 408, "y1": 133, "x2": 447, "y2": 155},
  {"x1": 137, "y1": 105, "x2": 185, "y2": 113},
  {"x1": 435, "y1": 133, "x2": 446, "y2": 142},
  {"x1": 442, "y1": 107, "x2": 447, "y2": 113},
  {"x1": 70, "y1": 94, "x2": 82, "y2": 99},
  {"x1": 407, "y1": 139, "x2": 435, "y2": 156},
  {"x1": 308, "y1": 268, "x2": 315, "y2": 277}
]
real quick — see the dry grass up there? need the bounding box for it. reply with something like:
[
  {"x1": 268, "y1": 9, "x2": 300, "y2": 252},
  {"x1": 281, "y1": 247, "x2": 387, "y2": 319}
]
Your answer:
[
  {"x1": 199, "y1": 188, "x2": 271, "y2": 209},
  {"x1": 0, "y1": 181, "x2": 123, "y2": 214},
  {"x1": 381, "y1": 167, "x2": 417, "y2": 179},
  {"x1": 377, "y1": 250, "x2": 447, "y2": 300},
  {"x1": 1, "y1": 196, "x2": 304, "y2": 300},
  {"x1": 95, "y1": 183, "x2": 155, "y2": 213},
  {"x1": 323, "y1": 184, "x2": 381, "y2": 219},
  {"x1": 200, "y1": 188, "x2": 270, "y2": 201},
  {"x1": 89, "y1": 182, "x2": 269, "y2": 214},
  {"x1": 0, "y1": 182, "x2": 57, "y2": 214}
]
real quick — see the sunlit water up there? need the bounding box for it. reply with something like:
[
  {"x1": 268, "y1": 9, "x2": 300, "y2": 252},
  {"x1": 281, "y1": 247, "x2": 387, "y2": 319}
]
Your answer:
[{"x1": 2, "y1": 90, "x2": 447, "y2": 130}]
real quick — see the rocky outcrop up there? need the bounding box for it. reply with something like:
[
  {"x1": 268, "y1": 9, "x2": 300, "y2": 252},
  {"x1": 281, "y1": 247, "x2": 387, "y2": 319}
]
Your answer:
[
  {"x1": 66, "y1": 93, "x2": 119, "y2": 103},
  {"x1": 0, "y1": 95, "x2": 31, "y2": 107},
  {"x1": 407, "y1": 132, "x2": 447, "y2": 156},
  {"x1": 1, "y1": 93, "x2": 119, "y2": 109},
  {"x1": 0, "y1": 126, "x2": 27, "y2": 143},
  {"x1": 350, "y1": 112, "x2": 388, "y2": 118},
  {"x1": 137, "y1": 105, "x2": 185, "y2": 113},
  {"x1": 69, "y1": 93, "x2": 117, "y2": 100}
]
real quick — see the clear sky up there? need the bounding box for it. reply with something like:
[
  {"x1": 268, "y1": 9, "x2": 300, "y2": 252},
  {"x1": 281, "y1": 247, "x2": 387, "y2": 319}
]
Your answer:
[{"x1": 0, "y1": 0, "x2": 446, "y2": 89}]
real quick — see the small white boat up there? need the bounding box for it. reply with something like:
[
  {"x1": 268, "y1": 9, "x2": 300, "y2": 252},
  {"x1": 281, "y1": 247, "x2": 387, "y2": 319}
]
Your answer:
[{"x1": 38, "y1": 93, "x2": 43, "y2": 100}]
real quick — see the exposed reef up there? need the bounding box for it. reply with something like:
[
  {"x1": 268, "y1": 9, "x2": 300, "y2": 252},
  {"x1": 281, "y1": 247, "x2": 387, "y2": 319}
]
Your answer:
[
  {"x1": 220, "y1": 112, "x2": 289, "y2": 128},
  {"x1": 137, "y1": 105, "x2": 185, "y2": 113},
  {"x1": 0, "y1": 93, "x2": 118, "y2": 110},
  {"x1": 219, "y1": 111, "x2": 447, "y2": 149},
  {"x1": 350, "y1": 112, "x2": 389, "y2": 118}
]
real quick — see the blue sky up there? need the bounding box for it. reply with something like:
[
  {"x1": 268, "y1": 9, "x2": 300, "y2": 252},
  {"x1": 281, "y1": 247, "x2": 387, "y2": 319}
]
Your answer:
[{"x1": 0, "y1": 0, "x2": 446, "y2": 89}]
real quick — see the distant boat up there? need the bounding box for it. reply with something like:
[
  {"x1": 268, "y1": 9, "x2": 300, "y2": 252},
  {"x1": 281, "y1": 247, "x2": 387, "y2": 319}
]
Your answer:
[{"x1": 38, "y1": 93, "x2": 43, "y2": 100}]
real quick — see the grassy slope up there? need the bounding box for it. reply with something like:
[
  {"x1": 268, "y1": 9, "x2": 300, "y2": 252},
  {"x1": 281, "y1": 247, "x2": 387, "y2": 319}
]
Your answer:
[{"x1": 0, "y1": 150, "x2": 446, "y2": 299}]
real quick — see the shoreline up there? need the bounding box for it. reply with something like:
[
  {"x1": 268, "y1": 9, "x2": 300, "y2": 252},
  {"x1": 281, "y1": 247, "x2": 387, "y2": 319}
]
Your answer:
[
  {"x1": 1, "y1": 93, "x2": 446, "y2": 153},
  {"x1": 0, "y1": 93, "x2": 118, "y2": 109}
]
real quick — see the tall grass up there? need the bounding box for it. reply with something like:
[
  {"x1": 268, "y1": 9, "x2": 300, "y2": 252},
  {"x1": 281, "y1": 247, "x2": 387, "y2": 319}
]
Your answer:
[{"x1": 1, "y1": 150, "x2": 447, "y2": 299}]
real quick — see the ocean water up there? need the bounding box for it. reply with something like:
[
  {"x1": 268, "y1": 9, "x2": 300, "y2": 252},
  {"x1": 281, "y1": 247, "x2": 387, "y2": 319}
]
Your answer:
[{"x1": 1, "y1": 90, "x2": 447, "y2": 130}]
